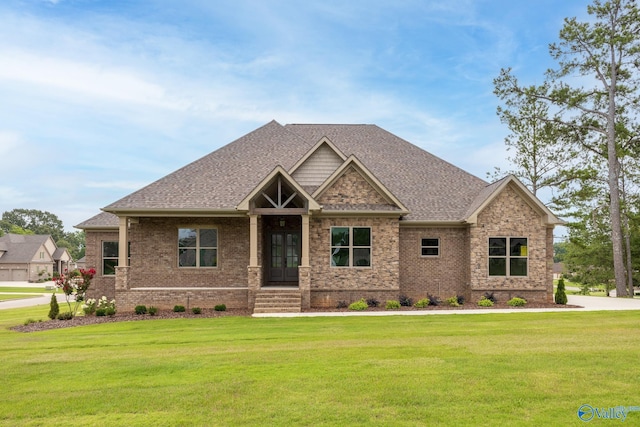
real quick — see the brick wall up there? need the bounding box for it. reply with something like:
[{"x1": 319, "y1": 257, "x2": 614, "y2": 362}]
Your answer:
[
  {"x1": 469, "y1": 183, "x2": 552, "y2": 303},
  {"x1": 308, "y1": 216, "x2": 400, "y2": 307},
  {"x1": 84, "y1": 231, "x2": 118, "y2": 300},
  {"x1": 399, "y1": 227, "x2": 470, "y2": 301},
  {"x1": 317, "y1": 166, "x2": 396, "y2": 208}
]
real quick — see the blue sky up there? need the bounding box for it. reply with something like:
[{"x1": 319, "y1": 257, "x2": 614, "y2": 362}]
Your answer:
[{"x1": 0, "y1": 0, "x2": 588, "y2": 232}]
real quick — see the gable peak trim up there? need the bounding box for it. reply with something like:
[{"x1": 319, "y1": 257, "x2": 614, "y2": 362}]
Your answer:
[{"x1": 288, "y1": 136, "x2": 347, "y2": 176}]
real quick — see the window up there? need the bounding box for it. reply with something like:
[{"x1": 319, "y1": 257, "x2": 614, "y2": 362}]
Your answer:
[
  {"x1": 488, "y1": 237, "x2": 528, "y2": 276},
  {"x1": 421, "y1": 238, "x2": 439, "y2": 257},
  {"x1": 178, "y1": 228, "x2": 218, "y2": 268},
  {"x1": 102, "y1": 241, "x2": 130, "y2": 276},
  {"x1": 330, "y1": 227, "x2": 371, "y2": 267}
]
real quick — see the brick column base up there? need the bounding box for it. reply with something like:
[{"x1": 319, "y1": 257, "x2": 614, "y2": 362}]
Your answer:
[
  {"x1": 248, "y1": 266, "x2": 262, "y2": 310},
  {"x1": 298, "y1": 266, "x2": 311, "y2": 309}
]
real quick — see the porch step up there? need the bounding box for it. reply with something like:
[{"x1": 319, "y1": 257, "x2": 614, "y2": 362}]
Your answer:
[{"x1": 253, "y1": 290, "x2": 301, "y2": 314}]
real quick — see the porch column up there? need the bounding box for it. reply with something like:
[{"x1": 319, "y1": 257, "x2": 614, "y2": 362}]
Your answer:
[
  {"x1": 301, "y1": 214, "x2": 310, "y2": 267},
  {"x1": 249, "y1": 214, "x2": 259, "y2": 267},
  {"x1": 115, "y1": 216, "x2": 130, "y2": 291},
  {"x1": 299, "y1": 214, "x2": 311, "y2": 309}
]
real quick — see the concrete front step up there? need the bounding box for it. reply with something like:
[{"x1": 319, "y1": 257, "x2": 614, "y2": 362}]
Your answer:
[{"x1": 254, "y1": 290, "x2": 302, "y2": 313}]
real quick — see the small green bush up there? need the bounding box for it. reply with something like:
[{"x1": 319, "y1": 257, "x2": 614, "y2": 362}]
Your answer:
[
  {"x1": 348, "y1": 298, "x2": 368, "y2": 311},
  {"x1": 477, "y1": 297, "x2": 494, "y2": 307},
  {"x1": 57, "y1": 311, "x2": 73, "y2": 320},
  {"x1": 134, "y1": 305, "x2": 147, "y2": 315},
  {"x1": 385, "y1": 300, "x2": 401, "y2": 310},
  {"x1": 105, "y1": 307, "x2": 116, "y2": 316},
  {"x1": 555, "y1": 278, "x2": 568, "y2": 305},
  {"x1": 483, "y1": 292, "x2": 497, "y2": 303},
  {"x1": 192, "y1": 307, "x2": 202, "y2": 314},
  {"x1": 148, "y1": 306, "x2": 158, "y2": 316},
  {"x1": 427, "y1": 294, "x2": 441, "y2": 306},
  {"x1": 214, "y1": 304, "x2": 226, "y2": 312},
  {"x1": 173, "y1": 305, "x2": 186, "y2": 313},
  {"x1": 414, "y1": 298, "x2": 430, "y2": 308},
  {"x1": 336, "y1": 300, "x2": 348, "y2": 309},
  {"x1": 507, "y1": 297, "x2": 527, "y2": 307},
  {"x1": 446, "y1": 296, "x2": 460, "y2": 307},
  {"x1": 24, "y1": 318, "x2": 41, "y2": 325},
  {"x1": 95, "y1": 308, "x2": 107, "y2": 317},
  {"x1": 48, "y1": 294, "x2": 59, "y2": 320}
]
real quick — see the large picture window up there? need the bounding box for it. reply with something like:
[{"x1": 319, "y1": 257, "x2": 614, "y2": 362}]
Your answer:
[
  {"x1": 331, "y1": 227, "x2": 371, "y2": 267},
  {"x1": 178, "y1": 228, "x2": 218, "y2": 268},
  {"x1": 488, "y1": 237, "x2": 528, "y2": 276},
  {"x1": 102, "y1": 241, "x2": 130, "y2": 276}
]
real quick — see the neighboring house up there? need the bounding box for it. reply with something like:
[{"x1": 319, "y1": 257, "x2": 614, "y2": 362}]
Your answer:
[
  {"x1": 76, "y1": 121, "x2": 563, "y2": 312},
  {"x1": 552, "y1": 262, "x2": 566, "y2": 280},
  {"x1": 0, "y1": 233, "x2": 72, "y2": 281}
]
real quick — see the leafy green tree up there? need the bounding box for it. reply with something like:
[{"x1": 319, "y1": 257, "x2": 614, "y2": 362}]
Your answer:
[
  {"x1": 48, "y1": 294, "x2": 59, "y2": 320},
  {"x1": 494, "y1": 0, "x2": 640, "y2": 297},
  {"x1": 555, "y1": 278, "x2": 568, "y2": 305},
  {"x1": 1, "y1": 209, "x2": 65, "y2": 242}
]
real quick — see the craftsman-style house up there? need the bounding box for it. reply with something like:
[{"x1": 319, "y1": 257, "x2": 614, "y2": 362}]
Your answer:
[{"x1": 77, "y1": 121, "x2": 562, "y2": 312}]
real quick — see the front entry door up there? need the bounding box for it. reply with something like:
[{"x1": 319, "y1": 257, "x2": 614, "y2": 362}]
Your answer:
[{"x1": 268, "y1": 231, "x2": 300, "y2": 283}]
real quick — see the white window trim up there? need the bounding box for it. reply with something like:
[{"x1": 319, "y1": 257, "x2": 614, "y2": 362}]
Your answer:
[
  {"x1": 420, "y1": 238, "x2": 440, "y2": 258},
  {"x1": 178, "y1": 227, "x2": 219, "y2": 269},
  {"x1": 330, "y1": 226, "x2": 372, "y2": 268},
  {"x1": 488, "y1": 236, "x2": 528, "y2": 277}
]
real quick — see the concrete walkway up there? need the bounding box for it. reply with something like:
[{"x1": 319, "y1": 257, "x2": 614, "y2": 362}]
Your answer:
[{"x1": 0, "y1": 281, "x2": 68, "y2": 310}]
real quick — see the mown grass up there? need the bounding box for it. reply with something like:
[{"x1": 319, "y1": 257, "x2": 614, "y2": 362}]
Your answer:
[
  {"x1": 1, "y1": 306, "x2": 639, "y2": 426},
  {"x1": 0, "y1": 294, "x2": 42, "y2": 302},
  {"x1": 0, "y1": 287, "x2": 51, "y2": 293}
]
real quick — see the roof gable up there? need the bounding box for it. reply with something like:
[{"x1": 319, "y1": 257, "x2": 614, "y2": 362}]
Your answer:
[
  {"x1": 464, "y1": 175, "x2": 563, "y2": 226},
  {"x1": 290, "y1": 137, "x2": 347, "y2": 191},
  {"x1": 0, "y1": 234, "x2": 55, "y2": 264},
  {"x1": 314, "y1": 155, "x2": 409, "y2": 214}
]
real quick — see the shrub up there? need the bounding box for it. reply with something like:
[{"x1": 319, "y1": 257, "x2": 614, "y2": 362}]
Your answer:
[
  {"x1": 348, "y1": 299, "x2": 368, "y2": 311},
  {"x1": 57, "y1": 311, "x2": 74, "y2": 320},
  {"x1": 427, "y1": 294, "x2": 441, "y2": 306},
  {"x1": 414, "y1": 298, "x2": 430, "y2": 308},
  {"x1": 82, "y1": 298, "x2": 96, "y2": 315},
  {"x1": 214, "y1": 304, "x2": 226, "y2": 312},
  {"x1": 48, "y1": 294, "x2": 59, "y2": 320},
  {"x1": 456, "y1": 295, "x2": 465, "y2": 305},
  {"x1": 507, "y1": 297, "x2": 527, "y2": 307},
  {"x1": 446, "y1": 296, "x2": 460, "y2": 307},
  {"x1": 148, "y1": 306, "x2": 158, "y2": 316},
  {"x1": 336, "y1": 300, "x2": 348, "y2": 309},
  {"x1": 385, "y1": 300, "x2": 401, "y2": 310},
  {"x1": 192, "y1": 307, "x2": 202, "y2": 314},
  {"x1": 477, "y1": 297, "x2": 494, "y2": 307},
  {"x1": 366, "y1": 297, "x2": 380, "y2": 308},
  {"x1": 555, "y1": 278, "x2": 568, "y2": 305},
  {"x1": 24, "y1": 318, "x2": 41, "y2": 325},
  {"x1": 483, "y1": 292, "x2": 497, "y2": 303},
  {"x1": 96, "y1": 296, "x2": 116, "y2": 316},
  {"x1": 105, "y1": 307, "x2": 116, "y2": 316},
  {"x1": 134, "y1": 305, "x2": 148, "y2": 315},
  {"x1": 398, "y1": 295, "x2": 413, "y2": 307},
  {"x1": 173, "y1": 305, "x2": 186, "y2": 313},
  {"x1": 95, "y1": 308, "x2": 107, "y2": 317}
]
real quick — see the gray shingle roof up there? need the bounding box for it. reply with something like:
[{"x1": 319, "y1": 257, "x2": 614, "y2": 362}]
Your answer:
[
  {"x1": 100, "y1": 120, "x2": 489, "y2": 222},
  {"x1": 0, "y1": 234, "x2": 50, "y2": 264}
]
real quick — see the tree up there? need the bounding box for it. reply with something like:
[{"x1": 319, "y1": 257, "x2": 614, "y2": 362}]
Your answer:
[
  {"x1": 1, "y1": 209, "x2": 65, "y2": 242},
  {"x1": 555, "y1": 278, "x2": 568, "y2": 305},
  {"x1": 491, "y1": 93, "x2": 572, "y2": 196},
  {"x1": 494, "y1": 0, "x2": 640, "y2": 297}
]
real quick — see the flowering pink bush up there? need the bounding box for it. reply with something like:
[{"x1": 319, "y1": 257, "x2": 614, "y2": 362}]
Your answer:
[{"x1": 53, "y1": 268, "x2": 96, "y2": 318}]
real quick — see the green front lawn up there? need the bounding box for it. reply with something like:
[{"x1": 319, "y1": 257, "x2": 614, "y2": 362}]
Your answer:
[
  {"x1": 0, "y1": 287, "x2": 52, "y2": 294},
  {"x1": 1, "y1": 307, "x2": 639, "y2": 426}
]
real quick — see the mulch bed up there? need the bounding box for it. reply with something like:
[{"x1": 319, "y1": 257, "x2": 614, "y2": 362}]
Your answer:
[{"x1": 11, "y1": 302, "x2": 581, "y2": 333}]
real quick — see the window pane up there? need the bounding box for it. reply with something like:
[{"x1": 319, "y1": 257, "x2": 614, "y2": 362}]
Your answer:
[
  {"x1": 510, "y1": 258, "x2": 527, "y2": 276},
  {"x1": 421, "y1": 238, "x2": 438, "y2": 247},
  {"x1": 353, "y1": 248, "x2": 371, "y2": 267},
  {"x1": 200, "y1": 249, "x2": 217, "y2": 267},
  {"x1": 331, "y1": 228, "x2": 349, "y2": 246},
  {"x1": 510, "y1": 238, "x2": 528, "y2": 257},
  {"x1": 353, "y1": 228, "x2": 371, "y2": 246},
  {"x1": 422, "y1": 247, "x2": 439, "y2": 256},
  {"x1": 331, "y1": 247, "x2": 350, "y2": 266},
  {"x1": 179, "y1": 248, "x2": 196, "y2": 267},
  {"x1": 489, "y1": 258, "x2": 506, "y2": 276},
  {"x1": 178, "y1": 229, "x2": 197, "y2": 248},
  {"x1": 200, "y1": 229, "x2": 217, "y2": 247},
  {"x1": 103, "y1": 241, "x2": 118, "y2": 257},
  {"x1": 103, "y1": 259, "x2": 117, "y2": 276},
  {"x1": 489, "y1": 238, "x2": 506, "y2": 256}
]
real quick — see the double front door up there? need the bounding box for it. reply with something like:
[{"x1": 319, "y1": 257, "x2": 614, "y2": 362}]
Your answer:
[{"x1": 267, "y1": 231, "x2": 300, "y2": 283}]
